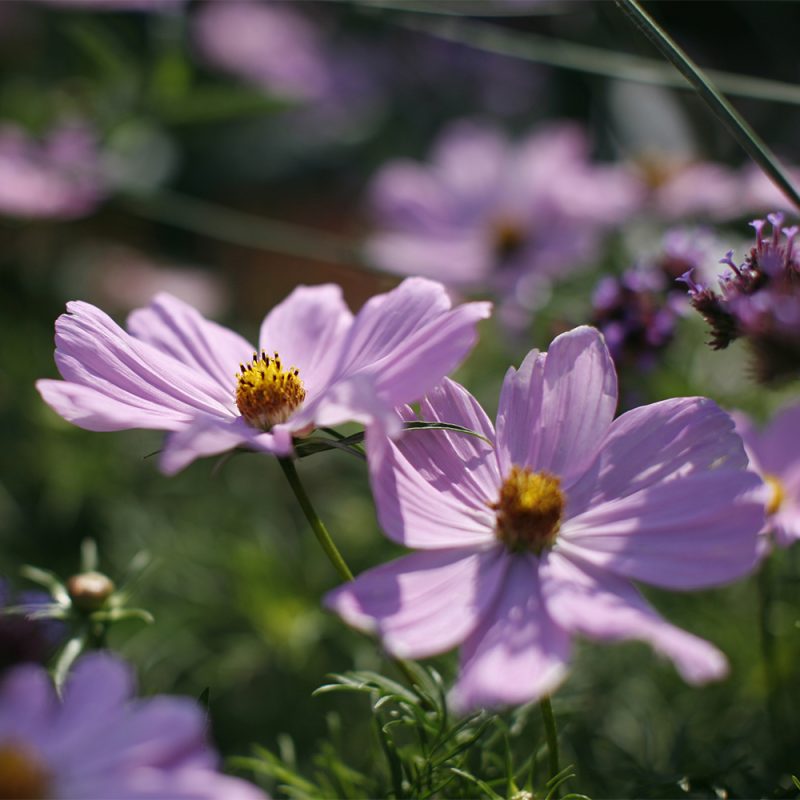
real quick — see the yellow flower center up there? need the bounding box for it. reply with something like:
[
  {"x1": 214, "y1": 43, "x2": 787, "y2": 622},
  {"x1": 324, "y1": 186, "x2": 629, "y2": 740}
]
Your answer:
[
  {"x1": 0, "y1": 742, "x2": 51, "y2": 800},
  {"x1": 491, "y1": 217, "x2": 527, "y2": 260},
  {"x1": 765, "y1": 474, "x2": 785, "y2": 516},
  {"x1": 235, "y1": 351, "x2": 305, "y2": 431},
  {"x1": 491, "y1": 466, "x2": 565, "y2": 554}
]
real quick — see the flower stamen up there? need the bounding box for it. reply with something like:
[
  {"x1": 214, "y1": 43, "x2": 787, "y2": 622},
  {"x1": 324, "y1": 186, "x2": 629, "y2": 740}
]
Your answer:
[
  {"x1": 235, "y1": 350, "x2": 305, "y2": 431},
  {"x1": 491, "y1": 217, "x2": 527, "y2": 260},
  {"x1": 491, "y1": 466, "x2": 565, "y2": 554},
  {"x1": 765, "y1": 473, "x2": 785, "y2": 516},
  {"x1": 0, "y1": 742, "x2": 51, "y2": 800}
]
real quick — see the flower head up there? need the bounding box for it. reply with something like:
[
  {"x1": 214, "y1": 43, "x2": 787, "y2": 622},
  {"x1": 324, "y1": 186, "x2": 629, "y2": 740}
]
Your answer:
[
  {"x1": 0, "y1": 653, "x2": 266, "y2": 799},
  {"x1": 732, "y1": 405, "x2": 800, "y2": 549},
  {"x1": 327, "y1": 327, "x2": 763, "y2": 711},
  {"x1": 192, "y1": 1, "x2": 329, "y2": 101},
  {"x1": 683, "y1": 213, "x2": 800, "y2": 382},
  {"x1": 37, "y1": 279, "x2": 490, "y2": 474},
  {"x1": 0, "y1": 123, "x2": 105, "y2": 219},
  {"x1": 366, "y1": 121, "x2": 641, "y2": 327}
]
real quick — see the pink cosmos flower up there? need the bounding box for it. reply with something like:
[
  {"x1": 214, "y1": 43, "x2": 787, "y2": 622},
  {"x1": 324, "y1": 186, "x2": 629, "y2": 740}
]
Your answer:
[
  {"x1": 327, "y1": 326, "x2": 764, "y2": 711},
  {"x1": 733, "y1": 405, "x2": 800, "y2": 549},
  {"x1": 643, "y1": 159, "x2": 745, "y2": 221},
  {"x1": 366, "y1": 121, "x2": 641, "y2": 327},
  {"x1": 0, "y1": 123, "x2": 105, "y2": 219},
  {"x1": 192, "y1": 1, "x2": 329, "y2": 101},
  {"x1": 37, "y1": 279, "x2": 490, "y2": 475},
  {"x1": 0, "y1": 653, "x2": 266, "y2": 799}
]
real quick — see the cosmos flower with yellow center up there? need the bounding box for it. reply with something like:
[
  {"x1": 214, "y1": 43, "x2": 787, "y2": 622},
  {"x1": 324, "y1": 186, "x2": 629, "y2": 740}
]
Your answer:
[
  {"x1": 37, "y1": 278, "x2": 490, "y2": 474},
  {"x1": 328, "y1": 327, "x2": 764, "y2": 711}
]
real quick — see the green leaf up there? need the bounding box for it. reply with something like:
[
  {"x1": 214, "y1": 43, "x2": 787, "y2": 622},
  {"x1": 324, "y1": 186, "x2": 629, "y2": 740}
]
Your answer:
[
  {"x1": 448, "y1": 767, "x2": 505, "y2": 800},
  {"x1": 20, "y1": 565, "x2": 70, "y2": 606}
]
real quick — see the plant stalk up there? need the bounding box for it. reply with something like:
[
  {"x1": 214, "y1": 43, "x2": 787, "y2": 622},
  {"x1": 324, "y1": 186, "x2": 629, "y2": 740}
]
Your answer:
[
  {"x1": 615, "y1": 0, "x2": 800, "y2": 213},
  {"x1": 540, "y1": 696, "x2": 560, "y2": 787},
  {"x1": 278, "y1": 458, "x2": 354, "y2": 583}
]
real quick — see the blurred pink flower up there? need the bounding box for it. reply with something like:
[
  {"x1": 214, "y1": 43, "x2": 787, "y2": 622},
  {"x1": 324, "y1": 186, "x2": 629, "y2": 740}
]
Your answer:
[
  {"x1": 0, "y1": 653, "x2": 267, "y2": 799},
  {"x1": 645, "y1": 159, "x2": 744, "y2": 221},
  {"x1": 67, "y1": 243, "x2": 230, "y2": 317},
  {"x1": 0, "y1": 123, "x2": 105, "y2": 219},
  {"x1": 192, "y1": 1, "x2": 329, "y2": 101},
  {"x1": 328, "y1": 326, "x2": 763, "y2": 711},
  {"x1": 37, "y1": 279, "x2": 490, "y2": 474},
  {"x1": 740, "y1": 163, "x2": 800, "y2": 215},
  {"x1": 366, "y1": 121, "x2": 641, "y2": 326},
  {"x1": 733, "y1": 405, "x2": 800, "y2": 549}
]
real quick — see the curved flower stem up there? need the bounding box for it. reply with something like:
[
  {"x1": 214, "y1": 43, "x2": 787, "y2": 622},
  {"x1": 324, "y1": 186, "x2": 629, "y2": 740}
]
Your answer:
[
  {"x1": 278, "y1": 457, "x2": 427, "y2": 694},
  {"x1": 540, "y1": 696, "x2": 560, "y2": 790},
  {"x1": 615, "y1": 0, "x2": 800, "y2": 213},
  {"x1": 278, "y1": 458, "x2": 354, "y2": 583}
]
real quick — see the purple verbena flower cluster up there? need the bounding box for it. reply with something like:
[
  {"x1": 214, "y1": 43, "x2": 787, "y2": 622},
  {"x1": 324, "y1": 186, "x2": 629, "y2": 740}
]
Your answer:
[{"x1": 682, "y1": 213, "x2": 800, "y2": 383}]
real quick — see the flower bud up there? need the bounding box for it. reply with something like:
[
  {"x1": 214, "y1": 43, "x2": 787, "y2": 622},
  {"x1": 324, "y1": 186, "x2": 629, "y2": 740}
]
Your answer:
[{"x1": 66, "y1": 572, "x2": 115, "y2": 613}]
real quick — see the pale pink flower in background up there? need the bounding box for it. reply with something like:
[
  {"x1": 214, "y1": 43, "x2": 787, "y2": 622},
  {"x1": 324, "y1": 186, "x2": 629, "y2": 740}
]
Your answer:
[
  {"x1": 65, "y1": 243, "x2": 230, "y2": 317},
  {"x1": 0, "y1": 123, "x2": 105, "y2": 219},
  {"x1": 740, "y1": 163, "x2": 800, "y2": 215},
  {"x1": 328, "y1": 327, "x2": 764, "y2": 711},
  {"x1": 642, "y1": 158, "x2": 744, "y2": 221},
  {"x1": 0, "y1": 653, "x2": 267, "y2": 799},
  {"x1": 192, "y1": 1, "x2": 329, "y2": 101},
  {"x1": 733, "y1": 405, "x2": 800, "y2": 549},
  {"x1": 366, "y1": 121, "x2": 641, "y2": 327},
  {"x1": 37, "y1": 279, "x2": 490, "y2": 475}
]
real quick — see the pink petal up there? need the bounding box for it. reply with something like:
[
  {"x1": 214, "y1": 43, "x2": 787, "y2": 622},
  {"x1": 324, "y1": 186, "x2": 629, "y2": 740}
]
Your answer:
[
  {"x1": 567, "y1": 397, "x2": 749, "y2": 515},
  {"x1": 452, "y1": 556, "x2": 571, "y2": 711},
  {"x1": 296, "y1": 279, "x2": 490, "y2": 438},
  {"x1": 62, "y1": 697, "x2": 212, "y2": 774},
  {"x1": 45, "y1": 301, "x2": 234, "y2": 431},
  {"x1": 291, "y1": 372, "x2": 400, "y2": 437},
  {"x1": 367, "y1": 421, "x2": 497, "y2": 549},
  {"x1": 326, "y1": 547, "x2": 508, "y2": 659},
  {"x1": 36, "y1": 379, "x2": 189, "y2": 432},
  {"x1": 432, "y1": 121, "x2": 509, "y2": 204},
  {"x1": 75, "y1": 770, "x2": 269, "y2": 800},
  {"x1": 127, "y1": 293, "x2": 253, "y2": 393},
  {"x1": 541, "y1": 554, "x2": 727, "y2": 684},
  {"x1": 559, "y1": 469, "x2": 764, "y2": 589},
  {"x1": 495, "y1": 347, "x2": 545, "y2": 476},
  {"x1": 747, "y1": 404, "x2": 800, "y2": 479},
  {"x1": 0, "y1": 665, "x2": 56, "y2": 740},
  {"x1": 365, "y1": 232, "x2": 491, "y2": 286},
  {"x1": 369, "y1": 160, "x2": 453, "y2": 231},
  {"x1": 772, "y1": 508, "x2": 800, "y2": 548},
  {"x1": 496, "y1": 327, "x2": 617, "y2": 483},
  {"x1": 258, "y1": 284, "x2": 354, "y2": 398},
  {"x1": 160, "y1": 415, "x2": 291, "y2": 476},
  {"x1": 401, "y1": 378, "x2": 500, "y2": 510}
]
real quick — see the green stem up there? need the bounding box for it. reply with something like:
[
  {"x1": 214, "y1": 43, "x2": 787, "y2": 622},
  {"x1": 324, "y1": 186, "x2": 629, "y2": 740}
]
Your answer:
[
  {"x1": 394, "y1": 15, "x2": 800, "y2": 108},
  {"x1": 120, "y1": 190, "x2": 383, "y2": 275},
  {"x1": 540, "y1": 696, "x2": 560, "y2": 787},
  {"x1": 278, "y1": 457, "x2": 424, "y2": 693},
  {"x1": 615, "y1": 0, "x2": 800, "y2": 213},
  {"x1": 278, "y1": 458, "x2": 354, "y2": 583},
  {"x1": 53, "y1": 633, "x2": 86, "y2": 695}
]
